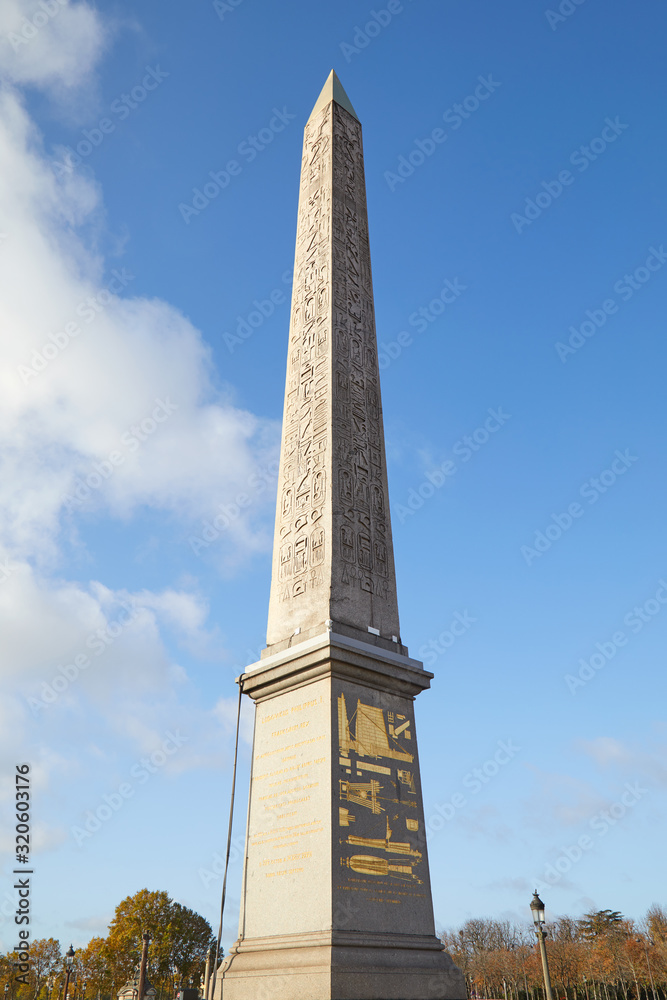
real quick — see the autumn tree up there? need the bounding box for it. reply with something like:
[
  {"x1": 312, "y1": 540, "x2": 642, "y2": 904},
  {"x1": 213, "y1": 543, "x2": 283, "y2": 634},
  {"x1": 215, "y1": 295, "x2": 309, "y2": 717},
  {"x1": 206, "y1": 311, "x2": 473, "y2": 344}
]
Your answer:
[
  {"x1": 105, "y1": 889, "x2": 213, "y2": 996},
  {"x1": 4, "y1": 938, "x2": 62, "y2": 1000},
  {"x1": 440, "y1": 907, "x2": 667, "y2": 1000},
  {"x1": 76, "y1": 936, "x2": 116, "y2": 1000}
]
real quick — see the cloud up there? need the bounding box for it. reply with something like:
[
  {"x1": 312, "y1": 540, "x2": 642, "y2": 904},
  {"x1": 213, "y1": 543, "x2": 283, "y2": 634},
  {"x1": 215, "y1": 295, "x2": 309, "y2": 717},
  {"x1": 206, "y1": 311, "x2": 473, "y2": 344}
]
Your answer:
[
  {"x1": 485, "y1": 876, "x2": 532, "y2": 894},
  {"x1": 0, "y1": 0, "x2": 105, "y2": 95},
  {"x1": 0, "y1": 4, "x2": 278, "y2": 569},
  {"x1": 212, "y1": 694, "x2": 255, "y2": 747},
  {"x1": 0, "y1": 0, "x2": 275, "y2": 871},
  {"x1": 65, "y1": 913, "x2": 111, "y2": 934},
  {"x1": 578, "y1": 736, "x2": 667, "y2": 788},
  {"x1": 521, "y1": 765, "x2": 611, "y2": 831}
]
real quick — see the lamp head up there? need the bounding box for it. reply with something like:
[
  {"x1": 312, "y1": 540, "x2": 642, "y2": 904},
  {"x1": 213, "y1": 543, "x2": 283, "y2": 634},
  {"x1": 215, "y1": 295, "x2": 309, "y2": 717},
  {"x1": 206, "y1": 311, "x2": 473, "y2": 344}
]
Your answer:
[{"x1": 530, "y1": 891, "x2": 546, "y2": 927}]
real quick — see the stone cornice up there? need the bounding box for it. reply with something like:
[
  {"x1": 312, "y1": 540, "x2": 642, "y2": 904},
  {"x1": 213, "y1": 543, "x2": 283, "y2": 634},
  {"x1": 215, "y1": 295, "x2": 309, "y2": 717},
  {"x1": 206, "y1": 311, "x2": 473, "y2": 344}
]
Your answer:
[{"x1": 240, "y1": 630, "x2": 431, "y2": 702}]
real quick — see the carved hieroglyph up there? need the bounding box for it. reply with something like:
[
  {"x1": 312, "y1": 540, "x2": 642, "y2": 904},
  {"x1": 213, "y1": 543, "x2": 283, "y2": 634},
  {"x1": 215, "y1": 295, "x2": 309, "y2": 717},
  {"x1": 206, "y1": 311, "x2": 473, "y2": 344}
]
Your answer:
[
  {"x1": 216, "y1": 75, "x2": 466, "y2": 1000},
  {"x1": 266, "y1": 78, "x2": 401, "y2": 648}
]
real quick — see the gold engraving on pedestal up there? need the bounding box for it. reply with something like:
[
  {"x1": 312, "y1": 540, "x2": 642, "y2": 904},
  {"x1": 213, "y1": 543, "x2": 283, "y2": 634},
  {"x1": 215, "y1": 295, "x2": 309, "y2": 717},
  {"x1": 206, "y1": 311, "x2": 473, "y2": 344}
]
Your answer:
[
  {"x1": 356, "y1": 761, "x2": 392, "y2": 776},
  {"x1": 335, "y1": 687, "x2": 428, "y2": 907},
  {"x1": 343, "y1": 816, "x2": 422, "y2": 859},
  {"x1": 388, "y1": 712, "x2": 411, "y2": 740},
  {"x1": 340, "y1": 856, "x2": 423, "y2": 884},
  {"x1": 339, "y1": 779, "x2": 384, "y2": 814},
  {"x1": 337, "y1": 693, "x2": 413, "y2": 762},
  {"x1": 338, "y1": 807, "x2": 355, "y2": 826},
  {"x1": 397, "y1": 769, "x2": 416, "y2": 793}
]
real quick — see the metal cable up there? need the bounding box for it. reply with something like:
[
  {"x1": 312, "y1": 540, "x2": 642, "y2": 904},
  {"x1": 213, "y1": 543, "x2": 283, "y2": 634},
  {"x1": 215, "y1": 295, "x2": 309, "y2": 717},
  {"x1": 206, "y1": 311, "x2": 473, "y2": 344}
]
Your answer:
[{"x1": 208, "y1": 674, "x2": 244, "y2": 1000}]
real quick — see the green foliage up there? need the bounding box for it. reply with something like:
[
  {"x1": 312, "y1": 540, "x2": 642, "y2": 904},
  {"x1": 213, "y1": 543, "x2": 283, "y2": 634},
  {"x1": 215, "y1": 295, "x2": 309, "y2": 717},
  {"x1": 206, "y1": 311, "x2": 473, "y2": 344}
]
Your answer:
[
  {"x1": 106, "y1": 890, "x2": 214, "y2": 991},
  {"x1": 578, "y1": 910, "x2": 625, "y2": 939},
  {"x1": 1, "y1": 891, "x2": 213, "y2": 1000}
]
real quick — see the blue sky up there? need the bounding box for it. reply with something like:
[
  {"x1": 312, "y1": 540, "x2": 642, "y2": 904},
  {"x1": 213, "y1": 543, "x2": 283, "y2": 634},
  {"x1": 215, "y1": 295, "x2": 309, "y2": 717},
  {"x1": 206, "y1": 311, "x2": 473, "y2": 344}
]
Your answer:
[{"x1": 1, "y1": 0, "x2": 666, "y2": 957}]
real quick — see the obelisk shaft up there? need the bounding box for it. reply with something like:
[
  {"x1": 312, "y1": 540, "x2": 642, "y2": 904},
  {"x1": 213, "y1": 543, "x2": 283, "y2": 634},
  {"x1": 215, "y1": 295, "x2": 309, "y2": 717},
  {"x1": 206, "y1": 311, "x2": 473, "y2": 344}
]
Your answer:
[
  {"x1": 216, "y1": 73, "x2": 466, "y2": 1000},
  {"x1": 266, "y1": 74, "x2": 400, "y2": 650}
]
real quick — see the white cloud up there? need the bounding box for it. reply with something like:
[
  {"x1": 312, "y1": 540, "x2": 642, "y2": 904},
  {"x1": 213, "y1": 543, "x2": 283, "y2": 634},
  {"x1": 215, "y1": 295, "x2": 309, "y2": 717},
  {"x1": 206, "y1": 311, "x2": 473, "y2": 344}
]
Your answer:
[
  {"x1": 0, "y1": 0, "x2": 273, "y2": 870},
  {"x1": 0, "y1": 9, "x2": 278, "y2": 567},
  {"x1": 521, "y1": 765, "x2": 609, "y2": 830},
  {"x1": 212, "y1": 694, "x2": 255, "y2": 747},
  {"x1": 0, "y1": 0, "x2": 105, "y2": 95},
  {"x1": 578, "y1": 736, "x2": 667, "y2": 788}
]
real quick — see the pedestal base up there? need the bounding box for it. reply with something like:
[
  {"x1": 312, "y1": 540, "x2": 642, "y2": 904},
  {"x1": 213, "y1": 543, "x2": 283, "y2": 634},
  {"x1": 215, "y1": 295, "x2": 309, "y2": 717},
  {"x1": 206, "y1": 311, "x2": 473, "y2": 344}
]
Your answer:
[{"x1": 215, "y1": 930, "x2": 466, "y2": 1000}]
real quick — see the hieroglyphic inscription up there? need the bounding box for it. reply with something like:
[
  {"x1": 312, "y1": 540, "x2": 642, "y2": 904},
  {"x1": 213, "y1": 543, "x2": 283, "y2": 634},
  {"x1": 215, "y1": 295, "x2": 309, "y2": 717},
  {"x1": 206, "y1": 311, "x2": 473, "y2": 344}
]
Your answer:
[
  {"x1": 330, "y1": 104, "x2": 397, "y2": 621},
  {"x1": 272, "y1": 106, "x2": 332, "y2": 616},
  {"x1": 267, "y1": 93, "x2": 401, "y2": 645}
]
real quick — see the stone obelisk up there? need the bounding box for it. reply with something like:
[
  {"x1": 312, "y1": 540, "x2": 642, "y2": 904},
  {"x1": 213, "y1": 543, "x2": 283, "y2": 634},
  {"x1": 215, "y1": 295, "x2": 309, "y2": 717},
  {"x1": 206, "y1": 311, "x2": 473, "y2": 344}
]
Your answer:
[{"x1": 217, "y1": 71, "x2": 465, "y2": 1000}]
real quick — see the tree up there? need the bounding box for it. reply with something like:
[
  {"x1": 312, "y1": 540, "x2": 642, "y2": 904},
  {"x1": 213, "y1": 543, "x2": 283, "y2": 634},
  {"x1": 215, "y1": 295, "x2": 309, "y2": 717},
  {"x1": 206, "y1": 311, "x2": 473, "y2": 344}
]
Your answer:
[
  {"x1": 579, "y1": 912, "x2": 625, "y2": 940},
  {"x1": 4, "y1": 938, "x2": 62, "y2": 1000},
  {"x1": 106, "y1": 889, "x2": 213, "y2": 995},
  {"x1": 76, "y1": 936, "x2": 115, "y2": 1000},
  {"x1": 169, "y1": 905, "x2": 214, "y2": 986}
]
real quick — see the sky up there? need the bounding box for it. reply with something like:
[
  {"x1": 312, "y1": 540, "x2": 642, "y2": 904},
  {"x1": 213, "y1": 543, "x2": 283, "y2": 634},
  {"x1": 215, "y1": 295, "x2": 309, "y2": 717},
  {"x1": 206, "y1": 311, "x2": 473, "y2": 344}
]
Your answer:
[{"x1": 1, "y1": 0, "x2": 666, "y2": 961}]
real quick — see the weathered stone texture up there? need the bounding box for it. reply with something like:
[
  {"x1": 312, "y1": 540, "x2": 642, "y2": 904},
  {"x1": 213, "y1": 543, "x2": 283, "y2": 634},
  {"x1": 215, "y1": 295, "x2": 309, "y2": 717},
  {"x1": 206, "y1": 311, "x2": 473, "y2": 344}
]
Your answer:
[
  {"x1": 216, "y1": 72, "x2": 465, "y2": 1000},
  {"x1": 266, "y1": 80, "x2": 400, "y2": 649}
]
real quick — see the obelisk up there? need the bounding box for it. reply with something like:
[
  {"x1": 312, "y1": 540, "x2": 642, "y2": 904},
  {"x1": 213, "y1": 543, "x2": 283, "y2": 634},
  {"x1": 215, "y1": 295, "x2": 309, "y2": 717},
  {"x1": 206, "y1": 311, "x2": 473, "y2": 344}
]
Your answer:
[{"x1": 217, "y1": 71, "x2": 465, "y2": 1000}]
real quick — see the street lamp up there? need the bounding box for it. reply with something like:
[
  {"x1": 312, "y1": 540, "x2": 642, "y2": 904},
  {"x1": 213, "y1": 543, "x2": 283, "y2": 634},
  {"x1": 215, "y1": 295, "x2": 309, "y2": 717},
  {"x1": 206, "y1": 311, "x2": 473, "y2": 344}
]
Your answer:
[
  {"x1": 136, "y1": 932, "x2": 151, "y2": 1000},
  {"x1": 637, "y1": 937, "x2": 658, "y2": 1000},
  {"x1": 62, "y1": 946, "x2": 75, "y2": 1000},
  {"x1": 530, "y1": 892, "x2": 554, "y2": 1000}
]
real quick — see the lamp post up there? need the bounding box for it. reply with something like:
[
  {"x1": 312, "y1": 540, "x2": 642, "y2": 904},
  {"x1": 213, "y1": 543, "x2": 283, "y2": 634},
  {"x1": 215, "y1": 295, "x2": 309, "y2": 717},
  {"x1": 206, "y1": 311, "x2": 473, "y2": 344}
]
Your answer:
[
  {"x1": 136, "y1": 932, "x2": 150, "y2": 1000},
  {"x1": 530, "y1": 893, "x2": 554, "y2": 1000},
  {"x1": 204, "y1": 942, "x2": 216, "y2": 1000},
  {"x1": 62, "y1": 946, "x2": 75, "y2": 1000},
  {"x1": 637, "y1": 937, "x2": 658, "y2": 1000}
]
